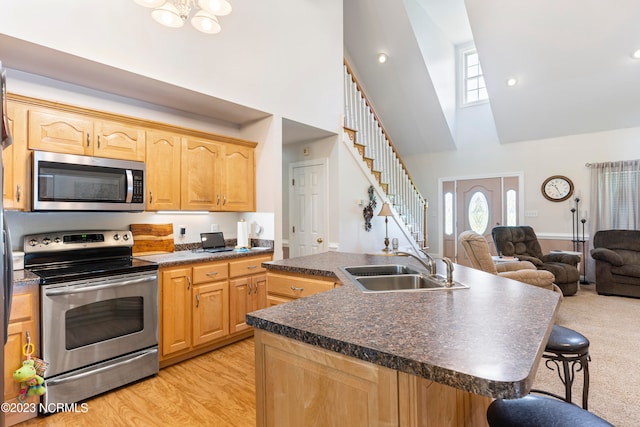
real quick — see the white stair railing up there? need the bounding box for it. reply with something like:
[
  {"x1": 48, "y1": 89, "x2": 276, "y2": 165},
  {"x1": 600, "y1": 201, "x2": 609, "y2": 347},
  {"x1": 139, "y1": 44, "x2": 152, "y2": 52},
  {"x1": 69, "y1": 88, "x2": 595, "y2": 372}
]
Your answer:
[{"x1": 343, "y1": 62, "x2": 427, "y2": 249}]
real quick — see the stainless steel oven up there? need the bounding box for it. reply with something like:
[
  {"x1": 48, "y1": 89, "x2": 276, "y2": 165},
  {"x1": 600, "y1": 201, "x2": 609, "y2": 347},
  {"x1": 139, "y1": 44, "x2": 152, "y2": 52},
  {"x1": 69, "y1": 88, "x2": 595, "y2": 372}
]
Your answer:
[{"x1": 24, "y1": 230, "x2": 159, "y2": 411}]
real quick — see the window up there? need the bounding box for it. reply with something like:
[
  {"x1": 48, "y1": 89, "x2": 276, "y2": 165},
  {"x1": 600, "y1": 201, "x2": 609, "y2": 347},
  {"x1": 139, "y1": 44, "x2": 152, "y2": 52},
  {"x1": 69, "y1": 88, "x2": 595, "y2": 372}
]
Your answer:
[
  {"x1": 468, "y1": 191, "x2": 489, "y2": 234},
  {"x1": 506, "y1": 189, "x2": 517, "y2": 226},
  {"x1": 444, "y1": 192, "x2": 453, "y2": 235},
  {"x1": 461, "y1": 47, "x2": 488, "y2": 106}
]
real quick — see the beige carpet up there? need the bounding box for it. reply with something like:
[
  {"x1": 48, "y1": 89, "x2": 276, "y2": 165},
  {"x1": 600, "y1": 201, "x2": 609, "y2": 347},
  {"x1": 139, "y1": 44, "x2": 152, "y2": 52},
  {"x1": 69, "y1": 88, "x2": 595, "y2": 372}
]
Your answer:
[{"x1": 532, "y1": 283, "x2": 640, "y2": 426}]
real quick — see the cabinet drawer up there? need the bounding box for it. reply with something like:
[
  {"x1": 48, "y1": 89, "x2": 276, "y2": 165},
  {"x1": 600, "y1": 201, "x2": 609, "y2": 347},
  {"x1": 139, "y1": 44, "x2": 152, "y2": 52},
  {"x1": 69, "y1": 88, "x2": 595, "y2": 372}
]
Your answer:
[
  {"x1": 229, "y1": 256, "x2": 271, "y2": 278},
  {"x1": 192, "y1": 262, "x2": 228, "y2": 284},
  {"x1": 267, "y1": 273, "x2": 336, "y2": 299}
]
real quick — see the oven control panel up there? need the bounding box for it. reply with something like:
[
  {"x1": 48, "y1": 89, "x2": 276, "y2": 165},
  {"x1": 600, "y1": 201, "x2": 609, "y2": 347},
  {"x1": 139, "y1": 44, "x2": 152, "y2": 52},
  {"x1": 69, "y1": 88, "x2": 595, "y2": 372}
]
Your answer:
[{"x1": 24, "y1": 230, "x2": 133, "y2": 253}]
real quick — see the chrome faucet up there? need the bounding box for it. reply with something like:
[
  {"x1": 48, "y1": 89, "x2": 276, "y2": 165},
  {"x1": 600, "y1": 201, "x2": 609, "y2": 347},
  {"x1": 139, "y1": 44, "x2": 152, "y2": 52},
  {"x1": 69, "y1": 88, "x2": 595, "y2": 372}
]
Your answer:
[
  {"x1": 395, "y1": 251, "x2": 435, "y2": 275},
  {"x1": 396, "y1": 250, "x2": 455, "y2": 287},
  {"x1": 439, "y1": 256, "x2": 455, "y2": 287}
]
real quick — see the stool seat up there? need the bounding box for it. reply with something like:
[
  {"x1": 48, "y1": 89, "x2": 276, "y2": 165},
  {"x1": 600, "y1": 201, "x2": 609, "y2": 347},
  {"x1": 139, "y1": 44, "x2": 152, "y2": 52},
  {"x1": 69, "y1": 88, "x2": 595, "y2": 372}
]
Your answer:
[
  {"x1": 487, "y1": 395, "x2": 613, "y2": 427},
  {"x1": 546, "y1": 325, "x2": 589, "y2": 353}
]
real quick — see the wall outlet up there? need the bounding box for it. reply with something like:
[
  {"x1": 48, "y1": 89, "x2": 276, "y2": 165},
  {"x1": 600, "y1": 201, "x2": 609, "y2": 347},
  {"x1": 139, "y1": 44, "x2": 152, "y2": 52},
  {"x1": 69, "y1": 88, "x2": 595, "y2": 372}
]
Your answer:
[
  {"x1": 210, "y1": 224, "x2": 219, "y2": 232},
  {"x1": 179, "y1": 225, "x2": 186, "y2": 236}
]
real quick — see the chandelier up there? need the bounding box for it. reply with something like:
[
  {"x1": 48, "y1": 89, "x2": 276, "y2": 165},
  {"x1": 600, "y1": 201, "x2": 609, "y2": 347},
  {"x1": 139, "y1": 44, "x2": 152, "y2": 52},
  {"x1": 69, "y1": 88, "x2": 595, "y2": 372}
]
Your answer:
[{"x1": 134, "y1": 0, "x2": 232, "y2": 34}]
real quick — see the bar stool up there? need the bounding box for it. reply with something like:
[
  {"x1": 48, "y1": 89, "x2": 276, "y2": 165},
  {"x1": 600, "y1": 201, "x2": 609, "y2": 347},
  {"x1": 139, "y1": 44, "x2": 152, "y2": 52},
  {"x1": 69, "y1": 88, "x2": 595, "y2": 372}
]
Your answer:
[
  {"x1": 532, "y1": 324, "x2": 591, "y2": 409},
  {"x1": 487, "y1": 395, "x2": 612, "y2": 427}
]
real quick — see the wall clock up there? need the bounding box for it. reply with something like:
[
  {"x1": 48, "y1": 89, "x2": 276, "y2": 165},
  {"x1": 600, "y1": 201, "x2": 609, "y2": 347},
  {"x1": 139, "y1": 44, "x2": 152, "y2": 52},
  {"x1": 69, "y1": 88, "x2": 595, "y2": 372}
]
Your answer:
[{"x1": 541, "y1": 175, "x2": 574, "y2": 202}]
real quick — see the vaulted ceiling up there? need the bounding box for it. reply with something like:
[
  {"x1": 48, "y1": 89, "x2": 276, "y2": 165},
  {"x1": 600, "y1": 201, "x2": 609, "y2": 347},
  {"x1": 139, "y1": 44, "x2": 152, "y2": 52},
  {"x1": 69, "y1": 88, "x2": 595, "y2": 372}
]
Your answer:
[{"x1": 345, "y1": 0, "x2": 640, "y2": 156}]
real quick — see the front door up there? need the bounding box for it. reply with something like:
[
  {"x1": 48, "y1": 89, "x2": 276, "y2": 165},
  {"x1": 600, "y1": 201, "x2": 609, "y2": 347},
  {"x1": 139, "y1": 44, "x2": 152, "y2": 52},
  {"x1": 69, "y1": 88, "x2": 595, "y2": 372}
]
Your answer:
[
  {"x1": 289, "y1": 160, "x2": 327, "y2": 257},
  {"x1": 442, "y1": 176, "x2": 520, "y2": 266}
]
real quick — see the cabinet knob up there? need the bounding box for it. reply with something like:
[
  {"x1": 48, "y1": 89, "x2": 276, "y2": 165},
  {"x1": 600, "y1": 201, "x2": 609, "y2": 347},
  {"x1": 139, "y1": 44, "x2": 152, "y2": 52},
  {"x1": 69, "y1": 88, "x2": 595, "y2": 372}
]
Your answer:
[
  {"x1": 290, "y1": 285, "x2": 304, "y2": 292},
  {"x1": 195, "y1": 293, "x2": 200, "y2": 308},
  {"x1": 16, "y1": 184, "x2": 20, "y2": 202},
  {"x1": 317, "y1": 237, "x2": 323, "y2": 243}
]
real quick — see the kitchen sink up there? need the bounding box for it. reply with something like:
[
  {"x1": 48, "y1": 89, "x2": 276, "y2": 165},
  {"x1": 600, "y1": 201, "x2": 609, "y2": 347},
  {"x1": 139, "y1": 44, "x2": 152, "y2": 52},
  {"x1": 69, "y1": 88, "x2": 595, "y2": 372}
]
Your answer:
[
  {"x1": 342, "y1": 264, "x2": 421, "y2": 277},
  {"x1": 356, "y1": 274, "x2": 468, "y2": 292},
  {"x1": 340, "y1": 265, "x2": 468, "y2": 293}
]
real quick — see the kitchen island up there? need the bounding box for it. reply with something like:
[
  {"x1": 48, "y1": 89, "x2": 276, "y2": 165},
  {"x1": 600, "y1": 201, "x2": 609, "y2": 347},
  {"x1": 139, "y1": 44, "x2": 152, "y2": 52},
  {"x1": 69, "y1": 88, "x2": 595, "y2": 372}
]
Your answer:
[{"x1": 247, "y1": 251, "x2": 561, "y2": 426}]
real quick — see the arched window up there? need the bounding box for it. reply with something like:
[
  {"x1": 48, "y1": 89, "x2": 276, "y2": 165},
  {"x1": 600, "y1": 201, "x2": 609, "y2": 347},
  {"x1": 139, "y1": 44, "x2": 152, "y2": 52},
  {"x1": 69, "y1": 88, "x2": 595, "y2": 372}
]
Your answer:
[{"x1": 468, "y1": 191, "x2": 489, "y2": 234}]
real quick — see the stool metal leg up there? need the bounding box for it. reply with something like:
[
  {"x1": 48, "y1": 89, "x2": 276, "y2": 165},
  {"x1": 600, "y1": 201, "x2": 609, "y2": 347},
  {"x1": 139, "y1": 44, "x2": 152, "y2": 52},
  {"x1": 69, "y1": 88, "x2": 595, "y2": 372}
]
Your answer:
[
  {"x1": 534, "y1": 351, "x2": 590, "y2": 409},
  {"x1": 582, "y1": 354, "x2": 590, "y2": 410}
]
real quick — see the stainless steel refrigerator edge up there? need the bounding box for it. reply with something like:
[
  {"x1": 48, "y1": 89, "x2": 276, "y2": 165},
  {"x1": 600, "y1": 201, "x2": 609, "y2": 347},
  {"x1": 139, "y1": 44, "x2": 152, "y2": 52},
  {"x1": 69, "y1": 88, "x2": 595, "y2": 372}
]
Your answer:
[{"x1": 1, "y1": 61, "x2": 15, "y2": 427}]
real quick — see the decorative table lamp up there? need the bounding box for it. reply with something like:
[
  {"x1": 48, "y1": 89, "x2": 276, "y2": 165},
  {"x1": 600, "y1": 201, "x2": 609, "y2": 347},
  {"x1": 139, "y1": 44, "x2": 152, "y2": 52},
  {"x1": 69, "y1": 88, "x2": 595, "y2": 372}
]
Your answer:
[{"x1": 378, "y1": 202, "x2": 393, "y2": 253}]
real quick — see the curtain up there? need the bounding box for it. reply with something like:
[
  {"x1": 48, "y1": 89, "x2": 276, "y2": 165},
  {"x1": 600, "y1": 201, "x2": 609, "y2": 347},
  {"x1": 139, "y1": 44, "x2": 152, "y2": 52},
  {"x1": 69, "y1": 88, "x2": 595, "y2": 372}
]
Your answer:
[{"x1": 587, "y1": 159, "x2": 640, "y2": 280}]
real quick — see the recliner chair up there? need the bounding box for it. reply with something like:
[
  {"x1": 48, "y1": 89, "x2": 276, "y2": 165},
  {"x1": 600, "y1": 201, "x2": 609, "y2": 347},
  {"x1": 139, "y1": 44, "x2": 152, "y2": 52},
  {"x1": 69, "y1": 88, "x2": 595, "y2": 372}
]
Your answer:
[
  {"x1": 492, "y1": 226, "x2": 580, "y2": 296},
  {"x1": 458, "y1": 230, "x2": 558, "y2": 291}
]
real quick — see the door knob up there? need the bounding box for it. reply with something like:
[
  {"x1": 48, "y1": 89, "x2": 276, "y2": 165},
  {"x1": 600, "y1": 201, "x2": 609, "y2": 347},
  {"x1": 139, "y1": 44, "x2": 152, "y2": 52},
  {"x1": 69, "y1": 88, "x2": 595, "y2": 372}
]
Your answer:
[{"x1": 317, "y1": 237, "x2": 323, "y2": 243}]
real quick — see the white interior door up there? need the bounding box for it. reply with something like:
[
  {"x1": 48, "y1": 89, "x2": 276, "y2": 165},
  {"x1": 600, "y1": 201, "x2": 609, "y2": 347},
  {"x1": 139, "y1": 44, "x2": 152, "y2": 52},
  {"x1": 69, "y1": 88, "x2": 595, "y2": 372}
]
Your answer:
[{"x1": 289, "y1": 161, "x2": 327, "y2": 257}]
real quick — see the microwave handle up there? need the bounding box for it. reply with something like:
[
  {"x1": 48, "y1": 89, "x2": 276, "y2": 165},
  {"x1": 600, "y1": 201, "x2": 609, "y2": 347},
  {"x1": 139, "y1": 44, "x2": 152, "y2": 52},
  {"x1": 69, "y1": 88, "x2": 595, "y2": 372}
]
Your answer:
[{"x1": 125, "y1": 169, "x2": 133, "y2": 203}]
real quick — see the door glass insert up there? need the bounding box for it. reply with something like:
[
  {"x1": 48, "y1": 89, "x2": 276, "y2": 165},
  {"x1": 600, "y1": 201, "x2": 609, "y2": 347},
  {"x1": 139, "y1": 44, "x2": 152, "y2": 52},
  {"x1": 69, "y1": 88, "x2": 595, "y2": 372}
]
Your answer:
[
  {"x1": 468, "y1": 191, "x2": 489, "y2": 234},
  {"x1": 506, "y1": 189, "x2": 517, "y2": 226},
  {"x1": 444, "y1": 192, "x2": 453, "y2": 235}
]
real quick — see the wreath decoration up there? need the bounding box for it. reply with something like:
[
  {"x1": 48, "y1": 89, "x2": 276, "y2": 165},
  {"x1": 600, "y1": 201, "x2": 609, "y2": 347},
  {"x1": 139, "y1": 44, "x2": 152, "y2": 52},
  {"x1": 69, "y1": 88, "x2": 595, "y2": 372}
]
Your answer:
[{"x1": 363, "y1": 185, "x2": 377, "y2": 232}]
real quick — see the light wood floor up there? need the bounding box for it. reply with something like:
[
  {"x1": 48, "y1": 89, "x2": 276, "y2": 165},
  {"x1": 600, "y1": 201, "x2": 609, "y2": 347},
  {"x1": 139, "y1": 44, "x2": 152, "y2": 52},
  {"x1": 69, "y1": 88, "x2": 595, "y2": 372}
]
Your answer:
[{"x1": 18, "y1": 338, "x2": 256, "y2": 427}]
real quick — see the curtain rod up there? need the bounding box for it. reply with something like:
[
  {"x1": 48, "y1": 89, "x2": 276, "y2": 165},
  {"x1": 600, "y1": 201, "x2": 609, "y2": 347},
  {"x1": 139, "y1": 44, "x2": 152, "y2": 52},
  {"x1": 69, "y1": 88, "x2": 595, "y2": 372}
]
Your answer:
[{"x1": 586, "y1": 159, "x2": 640, "y2": 167}]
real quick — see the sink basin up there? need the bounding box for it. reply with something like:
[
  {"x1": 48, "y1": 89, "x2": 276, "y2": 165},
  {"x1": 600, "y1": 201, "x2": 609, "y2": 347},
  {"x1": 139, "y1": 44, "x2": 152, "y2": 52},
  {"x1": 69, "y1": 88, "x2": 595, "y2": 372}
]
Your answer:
[
  {"x1": 342, "y1": 264, "x2": 421, "y2": 277},
  {"x1": 355, "y1": 274, "x2": 468, "y2": 293},
  {"x1": 340, "y1": 265, "x2": 468, "y2": 293}
]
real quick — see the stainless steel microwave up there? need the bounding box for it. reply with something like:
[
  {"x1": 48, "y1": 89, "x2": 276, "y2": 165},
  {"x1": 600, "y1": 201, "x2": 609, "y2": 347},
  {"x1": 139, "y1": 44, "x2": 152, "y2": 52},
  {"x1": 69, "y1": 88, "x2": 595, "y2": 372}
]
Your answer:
[{"x1": 32, "y1": 151, "x2": 146, "y2": 212}]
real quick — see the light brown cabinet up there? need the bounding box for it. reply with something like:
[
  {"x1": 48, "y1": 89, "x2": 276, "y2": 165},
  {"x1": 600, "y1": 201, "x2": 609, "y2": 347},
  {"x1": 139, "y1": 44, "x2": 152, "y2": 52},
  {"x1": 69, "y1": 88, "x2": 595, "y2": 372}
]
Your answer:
[
  {"x1": 4, "y1": 101, "x2": 29, "y2": 210},
  {"x1": 8, "y1": 93, "x2": 257, "y2": 213},
  {"x1": 266, "y1": 271, "x2": 339, "y2": 306},
  {"x1": 159, "y1": 254, "x2": 271, "y2": 367},
  {"x1": 160, "y1": 261, "x2": 229, "y2": 361},
  {"x1": 180, "y1": 138, "x2": 256, "y2": 212},
  {"x1": 181, "y1": 137, "x2": 223, "y2": 211},
  {"x1": 4, "y1": 283, "x2": 40, "y2": 427},
  {"x1": 229, "y1": 255, "x2": 270, "y2": 334},
  {"x1": 145, "y1": 130, "x2": 182, "y2": 210},
  {"x1": 219, "y1": 144, "x2": 255, "y2": 212},
  {"x1": 27, "y1": 107, "x2": 145, "y2": 161},
  {"x1": 254, "y1": 330, "x2": 492, "y2": 427}
]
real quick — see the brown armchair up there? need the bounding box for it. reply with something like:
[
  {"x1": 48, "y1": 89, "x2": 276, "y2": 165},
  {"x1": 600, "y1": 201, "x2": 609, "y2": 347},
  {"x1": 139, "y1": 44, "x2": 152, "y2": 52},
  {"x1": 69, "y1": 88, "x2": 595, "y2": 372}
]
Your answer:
[
  {"x1": 491, "y1": 226, "x2": 580, "y2": 296},
  {"x1": 591, "y1": 230, "x2": 640, "y2": 298},
  {"x1": 458, "y1": 230, "x2": 558, "y2": 291}
]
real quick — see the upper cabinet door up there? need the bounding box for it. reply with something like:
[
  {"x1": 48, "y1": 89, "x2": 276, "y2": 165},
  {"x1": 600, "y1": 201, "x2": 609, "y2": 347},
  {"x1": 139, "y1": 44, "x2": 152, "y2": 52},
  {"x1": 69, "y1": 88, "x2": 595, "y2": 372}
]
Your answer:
[
  {"x1": 94, "y1": 120, "x2": 145, "y2": 161},
  {"x1": 146, "y1": 130, "x2": 182, "y2": 211},
  {"x1": 220, "y1": 144, "x2": 255, "y2": 212},
  {"x1": 28, "y1": 108, "x2": 93, "y2": 155},
  {"x1": 4, "y1": 102, "x2": 29, "y2": 210},
  {"x1": 181, "y1": 137, "x2": 222, "y2": 211}
]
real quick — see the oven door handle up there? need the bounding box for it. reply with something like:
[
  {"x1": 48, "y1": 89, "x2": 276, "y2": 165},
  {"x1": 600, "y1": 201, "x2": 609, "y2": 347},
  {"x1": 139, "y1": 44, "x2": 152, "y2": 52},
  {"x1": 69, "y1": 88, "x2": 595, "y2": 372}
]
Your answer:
[
  {"x1": 44, "y1": 275, "x2": 157, "y2": 296},
  {"x1": 45, "y1": 349, "x2": 156, "y2": 386}
]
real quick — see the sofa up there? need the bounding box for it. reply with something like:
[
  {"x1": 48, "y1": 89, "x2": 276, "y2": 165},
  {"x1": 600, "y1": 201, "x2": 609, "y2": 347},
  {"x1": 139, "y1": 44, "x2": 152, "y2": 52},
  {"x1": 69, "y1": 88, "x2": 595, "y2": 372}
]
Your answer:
[
  {"x1": 591, "y1": 230, "x2": 640, "y2": 298},
  {"x1": 492, "y1": 226, "x2": 581, "y2": 296}
]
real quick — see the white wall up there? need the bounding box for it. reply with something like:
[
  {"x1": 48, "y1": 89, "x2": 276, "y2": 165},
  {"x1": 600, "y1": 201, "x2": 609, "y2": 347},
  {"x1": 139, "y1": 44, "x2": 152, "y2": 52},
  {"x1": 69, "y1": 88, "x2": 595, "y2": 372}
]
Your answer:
[
  {"x1": 405, "y1": 102, "x2": 640, "y2": 253},
  {"x1": 0, "y1": 0, "x2": 344, "y2": 135}
]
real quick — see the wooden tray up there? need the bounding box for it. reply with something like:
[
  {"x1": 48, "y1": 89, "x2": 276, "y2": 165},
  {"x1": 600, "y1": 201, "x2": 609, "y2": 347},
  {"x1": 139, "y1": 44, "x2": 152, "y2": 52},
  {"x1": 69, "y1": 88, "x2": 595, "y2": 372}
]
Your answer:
[{"x1": 130, "y1": 223, "x2": 175, "y2": 255}]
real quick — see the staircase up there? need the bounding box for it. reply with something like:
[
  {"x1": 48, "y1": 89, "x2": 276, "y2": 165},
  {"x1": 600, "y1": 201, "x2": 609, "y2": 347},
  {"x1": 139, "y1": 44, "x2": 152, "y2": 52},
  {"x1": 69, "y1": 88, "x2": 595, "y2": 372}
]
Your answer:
[{"x1": 343, "y1": 61, "x2": 428, "y2": 250}]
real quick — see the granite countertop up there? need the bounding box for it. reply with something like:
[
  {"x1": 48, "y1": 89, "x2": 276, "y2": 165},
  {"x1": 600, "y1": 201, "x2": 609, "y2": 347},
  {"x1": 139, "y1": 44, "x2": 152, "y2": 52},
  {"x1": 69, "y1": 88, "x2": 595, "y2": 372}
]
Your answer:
[
  {"x1": 13, "y1": 269, "x2": 40, "y2": 286},
  {"x1": 247, "y1": 251, "x2": 561, "y2": 399},
  {"x1": 135, "y1": 247, "x2": 274, "y2": 267}
]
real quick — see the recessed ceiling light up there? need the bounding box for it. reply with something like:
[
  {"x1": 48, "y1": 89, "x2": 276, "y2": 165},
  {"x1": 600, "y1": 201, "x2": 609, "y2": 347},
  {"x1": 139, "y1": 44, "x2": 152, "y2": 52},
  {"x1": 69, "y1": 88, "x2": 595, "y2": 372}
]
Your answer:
[
  {"x1": 377, "y1": 53, "x2": 388, "y2": 64},
  {"x1": 632, "y1": 49, "x2": 640, "y2": 59},
  {"x1": 506, "y1": 77, "x2": 518, "y2": 87}
]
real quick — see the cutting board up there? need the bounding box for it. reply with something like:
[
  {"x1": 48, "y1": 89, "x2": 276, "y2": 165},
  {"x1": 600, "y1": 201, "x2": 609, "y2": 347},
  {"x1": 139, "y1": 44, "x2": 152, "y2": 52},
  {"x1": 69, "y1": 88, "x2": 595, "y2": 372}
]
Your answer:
[{"x1": 130, "y1": 223, "x2": 175, "y2": 255}]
